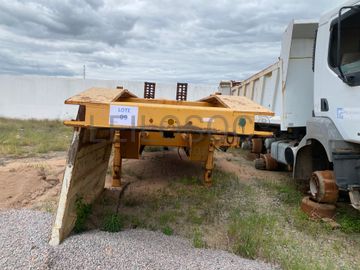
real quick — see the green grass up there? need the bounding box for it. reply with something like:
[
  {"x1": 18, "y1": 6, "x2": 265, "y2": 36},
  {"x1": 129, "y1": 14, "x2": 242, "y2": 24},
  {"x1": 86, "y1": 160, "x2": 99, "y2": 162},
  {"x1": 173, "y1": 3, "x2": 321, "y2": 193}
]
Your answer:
[
  {"x1": 128, "y1": 215, "x2": 146, "y2": 229},
  {"x1": 258, "y1": 178, "x2": 304, "y2": 206},
  {"x1": 159, "y1": 211, "x2": 177, "y2": 226},
  {"x1": 186, "y1": 207, "x2": 204, "y2": 225},
  {"x1": 119, "y1": 168, "x2": 360, "y2": 269},
  {"x1": 228, "y1": 211, "x2": 276, "y2": 259},
  {"x1": 0, "y1": 117, "x2": 72, "y2": 157},
  {"x1": 162, "y1": 226, "x2": 174, "y2": 236},
  {"x1": 336, "y1": 206, "x2": 360, "y2": 233},
  {"x1": 102, "y1": 213, "x2": 124, "y2": 233},
  {"x1": 192, "y1": 228, "x2": 206, "y2": 248},
  {"x1": 108, "y1": 169, "x2": 250, "y2": 242},
  {"x1": 74, "y1": 198, "x2": 92, "y2": 233}
]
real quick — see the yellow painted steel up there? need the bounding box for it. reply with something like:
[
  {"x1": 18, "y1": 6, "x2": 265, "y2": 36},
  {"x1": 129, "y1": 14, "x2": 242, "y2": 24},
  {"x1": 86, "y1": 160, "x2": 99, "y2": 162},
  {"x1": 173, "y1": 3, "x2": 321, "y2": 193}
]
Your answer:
[{"x1": 68, "y1": 102, "x2": 262, "y2": 136}]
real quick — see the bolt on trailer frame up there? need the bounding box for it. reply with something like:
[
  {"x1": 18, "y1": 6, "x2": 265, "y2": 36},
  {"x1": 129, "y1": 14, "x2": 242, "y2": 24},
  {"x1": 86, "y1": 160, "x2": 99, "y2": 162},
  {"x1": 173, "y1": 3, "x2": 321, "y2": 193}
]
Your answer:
[{"x1": 50, "y1": 87, "x2": 273, "y2": 245}]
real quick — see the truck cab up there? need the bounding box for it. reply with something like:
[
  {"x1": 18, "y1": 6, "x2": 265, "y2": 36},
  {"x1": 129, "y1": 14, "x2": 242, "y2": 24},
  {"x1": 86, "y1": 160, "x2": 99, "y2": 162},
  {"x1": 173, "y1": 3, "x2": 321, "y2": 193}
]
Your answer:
[
  {"x1": 229, "y1": 0, "x2": 360, "y2": 209},
  {"x1": 315, "y1": 0, "x2": 360, "y2": 143},
  {"x1": 295, "y1": 0, "x2": 360, "y2": 208}
]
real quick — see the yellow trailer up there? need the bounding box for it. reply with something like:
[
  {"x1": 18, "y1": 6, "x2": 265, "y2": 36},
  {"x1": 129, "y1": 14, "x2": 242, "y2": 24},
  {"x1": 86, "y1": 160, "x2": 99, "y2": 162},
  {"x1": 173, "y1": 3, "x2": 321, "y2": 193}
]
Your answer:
[{"x1": 50, "y1": 87, "x2": 273, "y2": 245}]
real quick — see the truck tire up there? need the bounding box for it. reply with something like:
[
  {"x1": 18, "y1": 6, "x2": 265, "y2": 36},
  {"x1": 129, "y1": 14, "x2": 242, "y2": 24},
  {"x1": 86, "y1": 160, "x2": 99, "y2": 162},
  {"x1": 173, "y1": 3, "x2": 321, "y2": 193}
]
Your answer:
[
  {"x1": 310, "y1": 171, "x2": 339, "y2": 204},
  {"x1": 262, "y1": 153, "x2": 279, "y2": 171},
  {"x1": 300, "y1": 196, "x2": 336, "y2": 219},
  {"x1": 254, "y1": 158, "x2": 266, "y2": 170}
]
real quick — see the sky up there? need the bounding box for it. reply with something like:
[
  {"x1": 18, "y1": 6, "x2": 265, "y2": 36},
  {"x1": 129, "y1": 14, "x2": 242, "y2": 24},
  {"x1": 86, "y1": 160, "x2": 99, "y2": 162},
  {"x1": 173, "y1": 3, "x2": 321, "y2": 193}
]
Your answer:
[{"x1": 0, "y1": 0, "x2": 346, "y2": 84}]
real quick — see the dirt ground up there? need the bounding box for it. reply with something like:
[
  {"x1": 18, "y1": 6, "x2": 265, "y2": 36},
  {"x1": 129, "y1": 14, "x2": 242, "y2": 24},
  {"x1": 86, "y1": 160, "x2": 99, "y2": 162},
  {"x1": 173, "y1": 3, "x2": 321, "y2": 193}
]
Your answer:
[
  {"x1": 0, "y1": 152, "x2": 65, "y2": 210},
  {"x1": 3, "y1": 148, "x2": 360, "y2": 269},
  {"x1": 0, "y1": 149, "x2": 285, "y2": 211}
]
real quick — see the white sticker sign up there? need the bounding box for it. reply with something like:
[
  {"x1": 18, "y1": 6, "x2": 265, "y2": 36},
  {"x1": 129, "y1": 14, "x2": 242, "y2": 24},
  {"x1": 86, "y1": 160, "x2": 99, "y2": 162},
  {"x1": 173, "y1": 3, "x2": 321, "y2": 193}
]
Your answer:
[
  {"x1": 109, "y1": 105, "x2": 138, "y2": 126},
  {"x1": 337, "y1": 108, "x2": 360, "y2": 120}
]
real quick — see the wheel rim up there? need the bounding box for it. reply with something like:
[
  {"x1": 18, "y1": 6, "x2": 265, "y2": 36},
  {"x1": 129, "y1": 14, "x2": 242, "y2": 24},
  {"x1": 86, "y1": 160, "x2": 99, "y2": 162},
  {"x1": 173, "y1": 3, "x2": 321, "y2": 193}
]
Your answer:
[{"x1": 310, "y1": 173, "x2": 320, "y2": 199}]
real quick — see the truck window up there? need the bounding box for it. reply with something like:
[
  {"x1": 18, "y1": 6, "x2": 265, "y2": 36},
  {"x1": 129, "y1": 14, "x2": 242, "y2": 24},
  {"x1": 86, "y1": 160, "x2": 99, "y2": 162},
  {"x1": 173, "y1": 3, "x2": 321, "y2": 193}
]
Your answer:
[{"x1": 329, "y1": 7, "x2": 360, "y2": 86}]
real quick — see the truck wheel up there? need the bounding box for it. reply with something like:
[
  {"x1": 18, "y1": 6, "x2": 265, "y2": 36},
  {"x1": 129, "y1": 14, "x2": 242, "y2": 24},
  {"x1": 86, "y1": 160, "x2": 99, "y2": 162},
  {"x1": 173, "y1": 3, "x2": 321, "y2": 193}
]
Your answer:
[
  {"x1": 254, "y1": 158, "x2": 266, "y2": 170},
  {"x1": 301, "y1": 196, "x2": 336, "y2": 219},
  {"x1": 262, "y1": 153, "x2": 278, "y2": 171},
  {"x1": 310, "y1": 171, "x2": 339, "y2": 204}
]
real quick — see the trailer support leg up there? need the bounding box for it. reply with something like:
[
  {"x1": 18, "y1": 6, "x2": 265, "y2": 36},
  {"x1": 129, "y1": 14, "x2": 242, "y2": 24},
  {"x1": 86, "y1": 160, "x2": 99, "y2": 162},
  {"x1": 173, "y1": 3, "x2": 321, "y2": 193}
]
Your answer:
[
  {"x1": 204, "y1": 137, "x2": 215, "y2": 187},
  {"x1": 112, "y1": 130, "x2": 122, "y2": 187}
]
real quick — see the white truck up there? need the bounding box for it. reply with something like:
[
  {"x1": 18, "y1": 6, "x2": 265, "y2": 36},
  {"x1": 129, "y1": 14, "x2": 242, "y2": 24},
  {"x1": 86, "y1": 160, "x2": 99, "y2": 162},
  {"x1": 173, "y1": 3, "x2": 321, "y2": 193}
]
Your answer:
[{"x1": 225, "y1": 0, "x2": 360, "y2": 209}]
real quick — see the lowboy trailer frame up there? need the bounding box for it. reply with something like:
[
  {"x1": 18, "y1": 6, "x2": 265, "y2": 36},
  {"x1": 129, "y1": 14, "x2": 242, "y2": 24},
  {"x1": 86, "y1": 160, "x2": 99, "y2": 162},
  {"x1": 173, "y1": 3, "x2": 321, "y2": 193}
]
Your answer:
[{"x1": 50, "y1": 86, "x2": 273, "y2": 245}]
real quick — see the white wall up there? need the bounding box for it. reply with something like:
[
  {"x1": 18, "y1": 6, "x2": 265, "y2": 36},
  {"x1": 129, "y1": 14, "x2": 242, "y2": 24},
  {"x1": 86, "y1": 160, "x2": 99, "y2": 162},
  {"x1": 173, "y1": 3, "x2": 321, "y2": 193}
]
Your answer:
[{"x1": 0, "y1": 75, "x2": 216, "y2": 120}]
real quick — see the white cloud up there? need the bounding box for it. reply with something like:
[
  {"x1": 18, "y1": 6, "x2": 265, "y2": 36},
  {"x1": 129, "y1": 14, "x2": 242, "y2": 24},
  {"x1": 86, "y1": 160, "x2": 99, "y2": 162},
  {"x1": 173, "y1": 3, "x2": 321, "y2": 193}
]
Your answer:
[{"x1": 0, "y1": 0, "x2": 345, "y2": 83}]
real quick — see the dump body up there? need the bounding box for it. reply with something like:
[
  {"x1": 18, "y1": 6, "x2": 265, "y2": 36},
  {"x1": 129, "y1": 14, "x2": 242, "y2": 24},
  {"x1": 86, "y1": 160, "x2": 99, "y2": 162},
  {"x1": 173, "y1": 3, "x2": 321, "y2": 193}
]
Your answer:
[{"x1": 231, "y1": 20, "x2": 318, "y2": 131}]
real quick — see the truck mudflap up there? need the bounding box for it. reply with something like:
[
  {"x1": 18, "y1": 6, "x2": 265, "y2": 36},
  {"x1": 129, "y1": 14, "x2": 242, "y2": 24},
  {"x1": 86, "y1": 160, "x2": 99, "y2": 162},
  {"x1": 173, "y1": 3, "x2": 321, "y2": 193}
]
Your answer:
[{"x1": 349, "y1": 190, "x2": 360, "y2": 210}]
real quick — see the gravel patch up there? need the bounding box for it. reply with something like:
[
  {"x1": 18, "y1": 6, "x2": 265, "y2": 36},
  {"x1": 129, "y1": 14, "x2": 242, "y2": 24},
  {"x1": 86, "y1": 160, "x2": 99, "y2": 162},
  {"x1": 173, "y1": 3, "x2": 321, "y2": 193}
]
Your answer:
[{"x1": 0, "y1": 209, "x2": 276, "y2": 270}]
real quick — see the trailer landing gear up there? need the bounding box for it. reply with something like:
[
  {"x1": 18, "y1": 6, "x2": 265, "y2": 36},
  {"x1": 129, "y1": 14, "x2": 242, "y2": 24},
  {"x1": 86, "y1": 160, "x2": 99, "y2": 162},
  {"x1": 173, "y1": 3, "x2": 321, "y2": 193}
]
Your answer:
[
  {"x1": 112, "y1": 131, "x2": 122, "y2": 188},
  {"x1": 204, "y1": 138, "x2": 215, "y2": 187}
]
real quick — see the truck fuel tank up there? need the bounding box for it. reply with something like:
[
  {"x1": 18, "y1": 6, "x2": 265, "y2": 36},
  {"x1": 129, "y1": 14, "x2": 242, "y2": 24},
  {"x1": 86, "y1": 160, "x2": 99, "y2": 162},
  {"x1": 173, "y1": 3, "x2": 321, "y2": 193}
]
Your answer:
[{"x1": 271, "y1": 140, "x2": 298, "y2": 166}]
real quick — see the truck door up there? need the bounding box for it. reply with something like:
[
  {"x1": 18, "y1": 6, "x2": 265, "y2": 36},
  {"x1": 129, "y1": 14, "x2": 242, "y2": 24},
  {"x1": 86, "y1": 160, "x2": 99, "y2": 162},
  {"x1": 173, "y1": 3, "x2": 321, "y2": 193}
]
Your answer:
[{"x1": 314, "y1": 4, "x2": 360, "y2": 144}]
